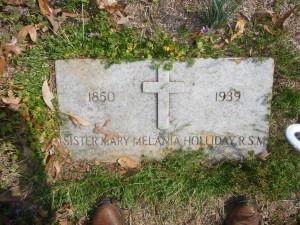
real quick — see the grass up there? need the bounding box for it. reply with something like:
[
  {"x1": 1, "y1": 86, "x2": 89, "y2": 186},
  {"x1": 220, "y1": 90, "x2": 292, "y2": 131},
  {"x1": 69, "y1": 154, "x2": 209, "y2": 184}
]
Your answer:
[
  {"x1": 0, "y1": 1, "x2": 300, "y2": 224},
  {"x1": 200, "y1": 0, "x2": 241, "y2": 28}
]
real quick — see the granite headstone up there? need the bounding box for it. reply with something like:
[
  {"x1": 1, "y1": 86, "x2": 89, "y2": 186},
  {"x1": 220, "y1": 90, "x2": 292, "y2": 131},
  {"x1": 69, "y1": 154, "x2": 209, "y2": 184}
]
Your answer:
[{"x1": 55, "y1": 58, "x2": 274, "y2": 162}]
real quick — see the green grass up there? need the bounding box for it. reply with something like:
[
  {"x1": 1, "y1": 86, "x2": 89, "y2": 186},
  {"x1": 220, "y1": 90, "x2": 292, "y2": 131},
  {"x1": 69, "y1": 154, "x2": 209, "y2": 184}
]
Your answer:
[
  {"x1": 0, "y1": 1, "x2": 300, "y2": 224},
  {"x1": 199, "y1": 0, "x2": 241, "y2": 28}
]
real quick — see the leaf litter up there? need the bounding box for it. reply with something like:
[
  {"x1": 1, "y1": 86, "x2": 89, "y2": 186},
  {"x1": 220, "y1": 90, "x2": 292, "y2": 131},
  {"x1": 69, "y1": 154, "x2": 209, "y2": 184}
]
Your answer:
[
  {"x1": 65, "y1": 111, "x2": 92, "y2": 128},
  {"x1": 38, "y1": 0, "x2": 79, "y2": 33},
  {"x1": 42, "y1": 79, "x2": 54, "y2": 111},
  {"x1": 94, "y1": 120, "x2": 120, "y2": 142},
  {"x1": 1, "y1": 90, "x2": 21, "y2": 111}
]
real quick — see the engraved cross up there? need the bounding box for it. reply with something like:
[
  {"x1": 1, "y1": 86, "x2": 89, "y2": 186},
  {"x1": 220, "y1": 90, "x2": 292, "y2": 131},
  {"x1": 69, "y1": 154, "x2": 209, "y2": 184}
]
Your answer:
[{"x1": 143, "y1": 70, "x2": 184, "y2": 130}]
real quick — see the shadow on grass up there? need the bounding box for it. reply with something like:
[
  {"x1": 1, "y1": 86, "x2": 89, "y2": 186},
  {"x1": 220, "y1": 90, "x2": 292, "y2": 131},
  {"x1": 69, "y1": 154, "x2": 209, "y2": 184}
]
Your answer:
[{"x1": 0, "y1": 108, "x2": 52, "y2": 224}]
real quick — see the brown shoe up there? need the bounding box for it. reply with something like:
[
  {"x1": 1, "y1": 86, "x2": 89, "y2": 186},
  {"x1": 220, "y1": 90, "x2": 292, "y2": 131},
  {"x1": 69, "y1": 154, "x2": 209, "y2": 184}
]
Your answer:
[
  {"x1": 226, "y1": 201, "x2": 260, "y2": 225},
  {"x1": 92, "y1": 199, "x2": 125, "y2": 225}
]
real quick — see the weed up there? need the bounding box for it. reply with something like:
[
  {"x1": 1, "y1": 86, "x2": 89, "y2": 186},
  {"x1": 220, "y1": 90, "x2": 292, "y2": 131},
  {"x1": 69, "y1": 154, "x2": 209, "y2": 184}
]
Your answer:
[{"x1": 200, "y1": 0, "x2": 241, "y2": 28}]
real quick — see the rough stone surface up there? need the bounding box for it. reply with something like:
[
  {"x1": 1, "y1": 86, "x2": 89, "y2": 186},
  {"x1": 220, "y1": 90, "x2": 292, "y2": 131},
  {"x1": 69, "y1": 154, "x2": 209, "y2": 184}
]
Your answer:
[{"x1": 55, "y1": 58, "x2": 274, "y2": 162}]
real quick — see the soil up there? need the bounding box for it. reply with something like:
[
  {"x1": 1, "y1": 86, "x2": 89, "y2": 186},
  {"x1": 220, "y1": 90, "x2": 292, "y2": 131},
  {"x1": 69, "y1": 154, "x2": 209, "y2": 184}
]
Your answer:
[{"x1": 125, "y1": 0, "x2": 299, "y2": 50}]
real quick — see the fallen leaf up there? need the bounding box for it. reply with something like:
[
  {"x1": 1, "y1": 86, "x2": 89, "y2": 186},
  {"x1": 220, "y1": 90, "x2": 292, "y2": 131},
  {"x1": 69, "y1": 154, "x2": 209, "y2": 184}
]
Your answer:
[
  {"x1": 105, "y1": 4, "x2": 127, "y2": 14},
  {"x1": 117, "y1": 16, "x2": 130, "y2": 25},
  {"x1": 117, "y1": 156, "x2": 140, "y2": 169},
  {"x1": 0, "y1": 186, "x2": 25, "y2": 202},
  {"x1": 214, "y1": 17, "x2": 246, "y2": 48},
  {"x1": 93, "y1": 0, "x2": 117, "y2": 9},
  {"x1": 38, "y1": 0, "x2": 53, "y2": 15},
  {"x1": 231, "y1": 17, "x2": 247, "y2": 41},
  {"x1": 253, "y1": 7, "x2": 297, "y2": 29},
  {"x1": 0, "y1": 56, "x2": 6, "y2": 75},
  {"x1": 103, "y1": 119, "x2": 111, "y2": 127},
  {"x1": 38, "y1": 0, "x2": 78, "y2": 33},
  {"x1": 275, "y1": 7, "x2": 297, "y2": 29},
  {"x1": 52, "y1": 138, "x2": 69, "y2": 156},
  {"x1": 94, "y1": 123, "x2": 119, "y2": 142},
  {"x1": 45, "y1": 155, "x2": 56, "y2": 176},
  {"x1": 1, "y1": 90, "x2": 21, "y2": 111},
  {"x1": 54, "y1": 212, "x2": 68, "y2": 225},
  {"x1": 53, "y1": 161, "x2": 62, "y2": 178},
  {"x1": 213, "y1": 39, "x2": 227, "y2": 48},
  {"x1": 262, "y1": 25, "x2": 275, "y2": 35},
  {"x1": 3, "y1": 0, "x2": 26, "y2": 5},
  {"x1": 117, "y1": 169, "x2": 128, "y2": 174},
  {"x1": 258, "y1": 151, "x2": 271, "y2": 161},
  {"x1": 18, "y1": 25, "x2": 37, "y2": 42},
  {"x1": 65, "y1": 112, "x2": 91, "y2": 128},
  {"x1": 1, "y1": 37, "x2": 22, "y2": 57},
  {"x1": 62, "y1": 11, "x2": 79, "y2": 19},
  {"x1": 20, "y1": 110, "x2": 30, "y2": 121},
  {"x1": 38, "y1": 0, "x2": 61, "y2": 33},
  {"x1": 189, "y1": 31, "x2": 202, "y2": 40},
  {"x1": 42, "y1": 79, "x2": 54, "y2": 111},
  {"x1": 253, "y1": 9, "x2": 278, "y2": 23}
]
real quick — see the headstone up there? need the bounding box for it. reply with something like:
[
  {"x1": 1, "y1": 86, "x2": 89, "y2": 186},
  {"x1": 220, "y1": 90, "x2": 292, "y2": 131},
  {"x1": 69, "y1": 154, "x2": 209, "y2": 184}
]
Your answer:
[{"x1": 55, "y1": 58, "x2": 274, "y2": 162}]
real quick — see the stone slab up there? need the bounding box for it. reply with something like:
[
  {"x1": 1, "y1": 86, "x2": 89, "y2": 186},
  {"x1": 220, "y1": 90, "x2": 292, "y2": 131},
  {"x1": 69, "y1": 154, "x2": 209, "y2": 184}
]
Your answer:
[{"x1": 55, "y1": 58, "x2": 274, "y2": 162}]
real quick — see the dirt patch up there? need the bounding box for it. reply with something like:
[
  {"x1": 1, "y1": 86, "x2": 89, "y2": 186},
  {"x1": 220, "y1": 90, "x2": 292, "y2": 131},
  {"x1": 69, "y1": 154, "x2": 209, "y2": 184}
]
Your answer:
[
  {"x1": 125, "y1": 0, "x2": 299, "y2": 50},
  {"x1": 129, "y1": 195, "x2": 300, "y2": 224}
]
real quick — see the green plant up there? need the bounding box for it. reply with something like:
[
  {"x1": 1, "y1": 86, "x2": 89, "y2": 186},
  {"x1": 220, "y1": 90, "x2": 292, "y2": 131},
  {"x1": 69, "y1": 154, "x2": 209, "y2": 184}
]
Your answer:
[{"x1": 200, "y1": 0, "x2": 241, "y2": 28}]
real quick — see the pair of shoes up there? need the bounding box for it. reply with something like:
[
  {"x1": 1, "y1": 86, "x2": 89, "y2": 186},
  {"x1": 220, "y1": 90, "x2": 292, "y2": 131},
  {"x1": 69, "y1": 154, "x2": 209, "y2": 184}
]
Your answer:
[
  {"x1": 226, "y1": 200, "x2": 260, "y2": 225},
  {"x1": 91, "y1": 199, "x2": 125, "y2": 225}
]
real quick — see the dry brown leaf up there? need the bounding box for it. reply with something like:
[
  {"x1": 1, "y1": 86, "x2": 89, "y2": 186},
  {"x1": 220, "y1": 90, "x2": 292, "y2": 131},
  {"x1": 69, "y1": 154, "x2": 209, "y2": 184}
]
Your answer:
[
  {"x1": 253, "y1": 7, "x2": 297, "y2": 29},
  {"x1": 117, "y1": 16, "x2": 130, "y2": 25},
  {"x1": 65, "y1": 112, "x2": 91, "y2": 128},
  {"x1": 3, "y1": 0, "x2": 26, "y2": 5},
  {"x1": 213, "y1": 39, "x2": 226, "y2": 49},
  {"x1": 117, "y1": 169, "x2": 128, "y2": 174},
  {"x1": 45, "y1": 155, "x2": 56, "y2": 176},
  {"x1": 0, "y1": 186, "x2": 25, "y2": 202},
  {"x1": 231, "y1": 17, "x2": 247, "y2": 41},
  {"x1": 103, "y1": 119, "x2": 111, "y2": 127},
  {"x1": 253, "y1": 9, "x2": 278, "y2": 23},
  {"x1": 20, "y1": 110, "x2": 30, "y2": 121},
  {"x1": 258, "y1": 152, "x2": 271, "y2": 161},
  {"x1": 18, "y1": 25, "x2": 37, "y2": 42},
  {"x1": 262, "y1": 25, "x2": 275, "y2": 35},
  {"x1": 2, "y1": 91, "x2": 21, "y2": 111},
  {"x1": 38, "y1": 0, "x2": 61, "y2": 33},
  {"x1": 0, "y1": 56, "x2": 6, "y2": 75},
  {"x1": 1, "y1": 37, "x2": 22, "y2": 57},
  {"x1": 53, "y1": 161, "x2": 62, "y2": 178},
  {"x1": 38, "y1": 0, "x2": 78, "y2": 33},
  {"x1": 275, "y1": 7, "x2": 297, "y2": 29},
  {"x1": 105, "y1": 4, "x2": 127, "y2": 14},
  {"x1": 117, "y1": 156, "x2": 140, "y2": 169},
  {"x1": 42, "y1": 79, "x2": 54, "y2": 111},
  {"x1": 94, "y1": 123, "x2": 119, "y2": 142},
  {"x1": 93, "y1": 0, "x2": 117, "y2": 9},
  {"x1": 52, "y1": 138, "x2": 69, "y2": 156},
  {"x1": 214, "y1": 17, "x2": 246, "y2": 49},
  {"x1": 62, "y1": 11, "x2": 79, "y2": 19},
  {"x1": 38, "y1": 0, "x2": 53, "y2": 15},
  {"x1": 54, "y1": 212, "x2": 68, "y2": 225}
]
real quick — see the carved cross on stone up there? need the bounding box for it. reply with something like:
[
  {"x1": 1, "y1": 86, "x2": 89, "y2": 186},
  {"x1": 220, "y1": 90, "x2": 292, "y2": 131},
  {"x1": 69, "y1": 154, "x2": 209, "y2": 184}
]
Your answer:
[{"x1": 143, "y1": 70, "x2": 185, "y2": 130}]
